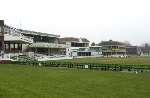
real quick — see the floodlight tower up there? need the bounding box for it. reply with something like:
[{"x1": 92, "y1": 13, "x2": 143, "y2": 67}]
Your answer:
[{"x1": 0, "y1": 20, "x2": 4, "y2": 58}]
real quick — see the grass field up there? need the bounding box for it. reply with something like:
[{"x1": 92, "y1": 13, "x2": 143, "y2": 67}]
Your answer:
[
  {"x1": 0, "y1": 64, "x2": 150, "y2": 98},
  {"x1": 56, "y1": 56, "x2": 150, "y2": 65}
]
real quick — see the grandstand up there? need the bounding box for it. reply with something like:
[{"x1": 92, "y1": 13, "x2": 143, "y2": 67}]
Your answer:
[
  {"x1": 99, "y1": 40, "x2": 127, "y2": 57},
  {"x1": 0, "y1": 20, "x2": 72, "y2": 62},
  {"x1": 2, "y1": 20, "x2": 140, "y2": 62},
  {"x1": 59, "y1": 37, "x2": 102, "y2": 57}
]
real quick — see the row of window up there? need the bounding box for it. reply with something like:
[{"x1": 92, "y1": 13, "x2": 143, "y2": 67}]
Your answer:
[
  {"x1": 71, "y1": 42, "x2": 89, "y2": 47},
  {"x1": 4, "y1": 44, "x2": 22, "y2": 50}
]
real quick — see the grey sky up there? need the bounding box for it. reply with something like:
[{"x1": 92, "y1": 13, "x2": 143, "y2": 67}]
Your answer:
[{"x1": 0, "y1": 0, "x2": 149, "y2": 45}]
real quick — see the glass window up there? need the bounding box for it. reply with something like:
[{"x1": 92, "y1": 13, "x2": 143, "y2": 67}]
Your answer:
[
  {"x1": 10, "y1": 44, "x2": 14, "y2": 48},
  {"x1": 15, "y1": 44, "x2": 18, "y2": 48}
]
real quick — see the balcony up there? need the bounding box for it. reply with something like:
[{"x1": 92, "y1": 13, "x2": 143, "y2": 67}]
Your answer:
[
  {"x1": 29, "y1": 42, "x2": 69, "y2": 48},
  {"x1": 102, "y1": 49, "x2": 126, "y2": 52},
  {"x1": 4, "y1": 34, "x2": 33, "y2": 44}
]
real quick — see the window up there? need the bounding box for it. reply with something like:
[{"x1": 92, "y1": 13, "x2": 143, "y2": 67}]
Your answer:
[
  {"x1": 5, "y1": 44, "x2": 9, "y2": 50},
  {"x1": 10, "y1": 44, "x2": 14, "y2": 48},
  {"x1": 15, "y1": 44, "x2": 18, "y2": 49}
]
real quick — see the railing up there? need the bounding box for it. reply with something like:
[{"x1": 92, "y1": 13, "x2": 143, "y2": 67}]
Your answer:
[
  {"x1": 29, "y1": 42, "x2": 69, "y2": 48},
  {"x1": 102, "y1": 49, "x2": 126, "y2": 52},
  {"x1": 33, "y1": 53, "x2": 72, "y2": 61},
  {"x1": 4, "y1": 34, "x2": 33, "y2": 43},
  {"x1": 12, "y1": 61, "x2": 150, "y2": 73},
  {"x1": 20, "y1": 35, "x2": 33, "y2": 43},
  {"x1": 0, "y1": 53, "x2": 23, "y2": 61},
  {"x1": 4, "y1": 25, "x2": 33, "y2": 43}
]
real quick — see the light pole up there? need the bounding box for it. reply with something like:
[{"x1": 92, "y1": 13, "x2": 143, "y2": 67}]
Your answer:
[{"x1": 0, "y1": 20, "x2": 4, "y2": 59}]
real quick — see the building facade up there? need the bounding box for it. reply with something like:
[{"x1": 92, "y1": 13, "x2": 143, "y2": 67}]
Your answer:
[
  {"x1": 2, "y1": 20, "x2": 140, "y2": 61},
  {"x1": 0, "y1": 20, "x2": 70, "y2": 61},
  {"x1": 99, "y1": 40, "x2": 127, "y2": 57},
  {"x1": 89, "y1": 46, "x2": 102, "y2": 56},
  {"x1": 60, "y1": 37, "x2": 91, "y2": 57},
  {"x1": 126, "y1": 46, "x2": 141, "y2": 56},
  {"x1": 60, "y1": 37, "x2": 102, "y2": 57}
]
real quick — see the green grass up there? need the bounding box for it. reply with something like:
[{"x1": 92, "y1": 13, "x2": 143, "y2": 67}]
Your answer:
[
  {"x1": 56, "y1": 57, "x2": 150, "y2": 65},
  {"x1": 0, "y1": 64, "x2": 150, "y2": 98}
]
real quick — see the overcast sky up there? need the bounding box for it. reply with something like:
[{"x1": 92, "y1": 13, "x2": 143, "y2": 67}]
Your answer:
[{"x1": 0, "y1": 0, "x2": 149, "y2": 45}]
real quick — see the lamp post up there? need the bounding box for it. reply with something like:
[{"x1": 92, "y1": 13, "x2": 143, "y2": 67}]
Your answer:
[{"x1": 0, "y1": 20, "x2": 4, "y2": 59}]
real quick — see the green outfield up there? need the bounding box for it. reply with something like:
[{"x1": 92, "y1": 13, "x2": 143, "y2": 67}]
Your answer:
[
  {"x1": 0, "y1": 64, "x2": 150, "y2": 98},
  {"x1": 57, "y1": 56, "x2": 150, "y2": 65}
]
